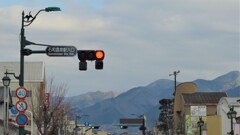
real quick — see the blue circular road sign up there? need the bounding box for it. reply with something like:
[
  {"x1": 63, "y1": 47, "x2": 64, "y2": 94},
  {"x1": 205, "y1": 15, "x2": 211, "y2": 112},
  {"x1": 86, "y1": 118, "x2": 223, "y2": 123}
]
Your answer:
[
  {"x1": 10, "y1": 106, "x2": 18, "y2": 115},
  {"x1": 16, "y1": 114, "x2": 28, "y2": 126},
  {"x1": 84, "y1": 122, "x2": 90, "y2": 127}
]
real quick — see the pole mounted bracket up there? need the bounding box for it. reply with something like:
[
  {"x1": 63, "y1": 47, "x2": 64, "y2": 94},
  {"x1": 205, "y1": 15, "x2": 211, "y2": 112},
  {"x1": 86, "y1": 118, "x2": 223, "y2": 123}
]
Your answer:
[
  {"x1": 21, "y1": 49, "x2": 32, "y2": 56},
  {"x1": 5, "y1": 70, "x2": 19, "y2": 80}
]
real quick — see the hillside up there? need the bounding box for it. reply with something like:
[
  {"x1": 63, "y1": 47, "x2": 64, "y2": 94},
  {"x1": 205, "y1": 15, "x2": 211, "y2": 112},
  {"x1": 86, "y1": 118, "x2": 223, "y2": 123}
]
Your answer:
[
  {"x1": 194, "y1": 71, "x2": 240, "y2": 92},
  {"x1": 69, "y1": 71, "x2": 240, "y2": 128},
  {"x1": 66, "y1": 91, "x2": 119, "y2": 109}
]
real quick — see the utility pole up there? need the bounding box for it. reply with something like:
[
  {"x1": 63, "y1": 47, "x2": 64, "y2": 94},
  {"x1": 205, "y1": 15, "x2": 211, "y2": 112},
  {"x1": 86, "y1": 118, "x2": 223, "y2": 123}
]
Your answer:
[
  {"x1": 169, "y1": 70, "x2": 180, "y2": 135},
  {"x1": 169, "y1": 70, "x2": 180, "y2": 96},
  {"x1": 19, "y1": 7, "x2": 61, "y2": 135},
  {"x1": 19, "y1": 10, "x2": 26, "y2": 135}
]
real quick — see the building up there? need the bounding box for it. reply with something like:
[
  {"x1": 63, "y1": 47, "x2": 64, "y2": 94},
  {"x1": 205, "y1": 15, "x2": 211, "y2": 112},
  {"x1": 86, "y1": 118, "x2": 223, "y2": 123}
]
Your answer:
[
  {"x1": 217, "y1": 97, "x2": 240, "y2": 135},
  {"x1": 173, "y1": 82, "x2": 227, "y2": 135},
  {"x1": 173, "y1": 82, "x2": 197, "y2": 134},
  {"x1": 0, "y1": 61, "x2": 45, "y2": 134}
]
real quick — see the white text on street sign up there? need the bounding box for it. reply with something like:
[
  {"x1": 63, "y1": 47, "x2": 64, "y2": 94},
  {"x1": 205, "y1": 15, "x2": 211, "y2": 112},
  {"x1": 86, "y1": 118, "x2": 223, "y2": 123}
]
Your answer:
[{"x1": 46, "y1": 46, "x2": 77, "y2": 57}]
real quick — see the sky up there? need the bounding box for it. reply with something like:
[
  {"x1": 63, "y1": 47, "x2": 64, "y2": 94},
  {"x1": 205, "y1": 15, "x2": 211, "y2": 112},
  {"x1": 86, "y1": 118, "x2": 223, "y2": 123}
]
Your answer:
[{"x1": 0, "y1": 0, "x2": 239, "y2": 96}]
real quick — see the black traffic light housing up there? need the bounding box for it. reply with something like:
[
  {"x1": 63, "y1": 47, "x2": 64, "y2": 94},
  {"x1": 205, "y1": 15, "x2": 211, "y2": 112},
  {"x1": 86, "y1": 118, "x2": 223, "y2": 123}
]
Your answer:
[
  {"x1": 139, "y1": 125, "x2": 146, "y2": 131},
  {"x1": 78, "y1": 50, "x2": 105, "y2": 70},
  {"x1": 91, "y1": 126, "x2": 100, "y2": 129},
  {"x1": 78, "y1": 50, "x2": 96, "y2": 61},
  {"x1": 79, "y1": 61, "x2": 87, "y2": 70},
  {"x1": 120, "y1": 125, "x2": 128, "y2": 129}
]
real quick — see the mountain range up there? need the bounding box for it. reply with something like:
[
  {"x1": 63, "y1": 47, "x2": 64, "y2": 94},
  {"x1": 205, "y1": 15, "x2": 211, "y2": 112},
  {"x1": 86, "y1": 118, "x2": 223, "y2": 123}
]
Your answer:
[{"x1": 66, "y1": 71, "x2": 240, "y2": 130}]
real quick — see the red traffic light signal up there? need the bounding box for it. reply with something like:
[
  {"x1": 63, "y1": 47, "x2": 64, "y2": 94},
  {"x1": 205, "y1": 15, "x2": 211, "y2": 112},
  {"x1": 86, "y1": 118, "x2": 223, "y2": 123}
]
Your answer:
[{"x1": 95, "y1": 50, "x2": 105, "y2": 60}]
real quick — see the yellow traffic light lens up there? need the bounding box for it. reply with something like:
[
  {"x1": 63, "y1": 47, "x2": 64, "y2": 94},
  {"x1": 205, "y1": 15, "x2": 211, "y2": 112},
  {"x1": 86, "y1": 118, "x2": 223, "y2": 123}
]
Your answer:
[{"x1": 95, "y1": 51, "x2": 104, "y2": 59}]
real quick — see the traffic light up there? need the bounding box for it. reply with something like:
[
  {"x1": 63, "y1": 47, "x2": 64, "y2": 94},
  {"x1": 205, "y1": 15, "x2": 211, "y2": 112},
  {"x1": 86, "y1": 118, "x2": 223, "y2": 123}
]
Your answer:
[
  {"x1": 91, "y1": 126, "x2": 100, "y2": 129},
  {"x1": 78, "y1": 50, "x2": 105, "y2": 70},
  {"x1": 79, "y1": 61, "x2": 87, "y2": 70},
  {"x1": 139, "y1": 125, "x2": 146, "y2": 131},
  {"x1": 95, "y1": 50, "x2": 104, "y2": 70},
  {"x1": 120, "y1": 125, "x2": 128, "y2": 129}
]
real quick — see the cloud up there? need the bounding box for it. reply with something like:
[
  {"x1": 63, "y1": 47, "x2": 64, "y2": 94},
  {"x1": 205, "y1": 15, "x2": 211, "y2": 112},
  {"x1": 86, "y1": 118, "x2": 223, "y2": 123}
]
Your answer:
[{"x1": 0, "y1": 1, "x2": 239, "y2": 96}]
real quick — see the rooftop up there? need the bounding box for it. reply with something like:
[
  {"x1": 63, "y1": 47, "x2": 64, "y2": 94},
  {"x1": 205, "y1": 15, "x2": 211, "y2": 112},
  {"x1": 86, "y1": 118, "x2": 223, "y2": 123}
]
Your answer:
[{"x1": 182, "y1": 92, "x2": 227, "y2": 105}]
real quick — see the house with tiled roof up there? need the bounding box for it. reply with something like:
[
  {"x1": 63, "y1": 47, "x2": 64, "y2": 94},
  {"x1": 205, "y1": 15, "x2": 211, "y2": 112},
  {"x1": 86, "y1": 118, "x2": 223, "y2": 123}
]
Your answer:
[{"x1": 173, "y1": 82, "x2": 227, "y2": 135}]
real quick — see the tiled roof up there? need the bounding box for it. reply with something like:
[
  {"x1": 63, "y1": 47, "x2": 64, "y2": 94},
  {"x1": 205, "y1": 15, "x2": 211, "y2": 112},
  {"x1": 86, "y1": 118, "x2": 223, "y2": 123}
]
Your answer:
[{"x1": 182, "y1": 92, "x2": 227, "y2": 105}]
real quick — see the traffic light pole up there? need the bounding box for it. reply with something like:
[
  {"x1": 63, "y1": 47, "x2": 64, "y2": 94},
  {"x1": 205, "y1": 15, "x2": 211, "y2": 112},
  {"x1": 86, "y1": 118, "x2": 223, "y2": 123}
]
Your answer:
[
  {"x1": 19, "y1": 7, "x2": 61, "y2": 135},
  {"x1": 18, "y1": 8, "x2": 102, "y2": 134},
  {"x1": 19, "y1": 11, "x2": 26, "y2": 135}
]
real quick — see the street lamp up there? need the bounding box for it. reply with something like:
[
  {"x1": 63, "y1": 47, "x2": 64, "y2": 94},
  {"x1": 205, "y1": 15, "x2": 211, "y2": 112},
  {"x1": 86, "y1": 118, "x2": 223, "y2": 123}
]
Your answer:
[
  {"x1": 19, "y1": 7, "x2": 61, "y2": 135},
  {"x1": 227, "y1": 106, "x2": 237, "y2": 135},
  {"x1": 2, "y1": 73, "x2": 11, "y2": 135},
  {"x1": 2, "y1": 76, "x2": 11, "y2": 86},
  {"x1": 197, "y1": 116, "x2": 204, "y2": 135}
]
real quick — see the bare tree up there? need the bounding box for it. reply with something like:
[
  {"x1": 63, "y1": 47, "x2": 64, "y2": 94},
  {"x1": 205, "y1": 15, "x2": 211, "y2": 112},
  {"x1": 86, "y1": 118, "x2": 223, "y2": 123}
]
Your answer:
[{"x1": 28, "y1": 78, "x2": 71, "y2": 135}]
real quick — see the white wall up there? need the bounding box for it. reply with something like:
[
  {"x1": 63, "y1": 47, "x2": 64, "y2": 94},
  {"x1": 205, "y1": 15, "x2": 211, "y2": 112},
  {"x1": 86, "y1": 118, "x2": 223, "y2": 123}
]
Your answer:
[{"x1": 218, "y1": 97, "x2": 240, "y2": 135}]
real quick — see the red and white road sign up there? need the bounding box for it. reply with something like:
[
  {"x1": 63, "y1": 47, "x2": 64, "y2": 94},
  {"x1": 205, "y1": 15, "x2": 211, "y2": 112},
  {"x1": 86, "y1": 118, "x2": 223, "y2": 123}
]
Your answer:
[
  {"x1": 16, "y1": 87, "x2": 28, "y2": 99},
  {"x1": 16, "y1": 114, "x2": 28, "y2": 126},
  {"x1": 16, "y1": 100, "x2": 28, "y2": 112}
]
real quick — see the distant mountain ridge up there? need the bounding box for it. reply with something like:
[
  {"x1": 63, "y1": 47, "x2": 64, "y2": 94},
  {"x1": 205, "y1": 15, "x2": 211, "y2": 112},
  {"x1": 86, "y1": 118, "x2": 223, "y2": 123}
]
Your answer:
[
  {"x1": 194, "y1": 71, "x2": 240, "y2": 92},
  {"x1": 66, "y1": 91, "x2": 119, "y2": 109},
  {"x1": 68, "y1": 71, "x2": 240, "y2": 129}
]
